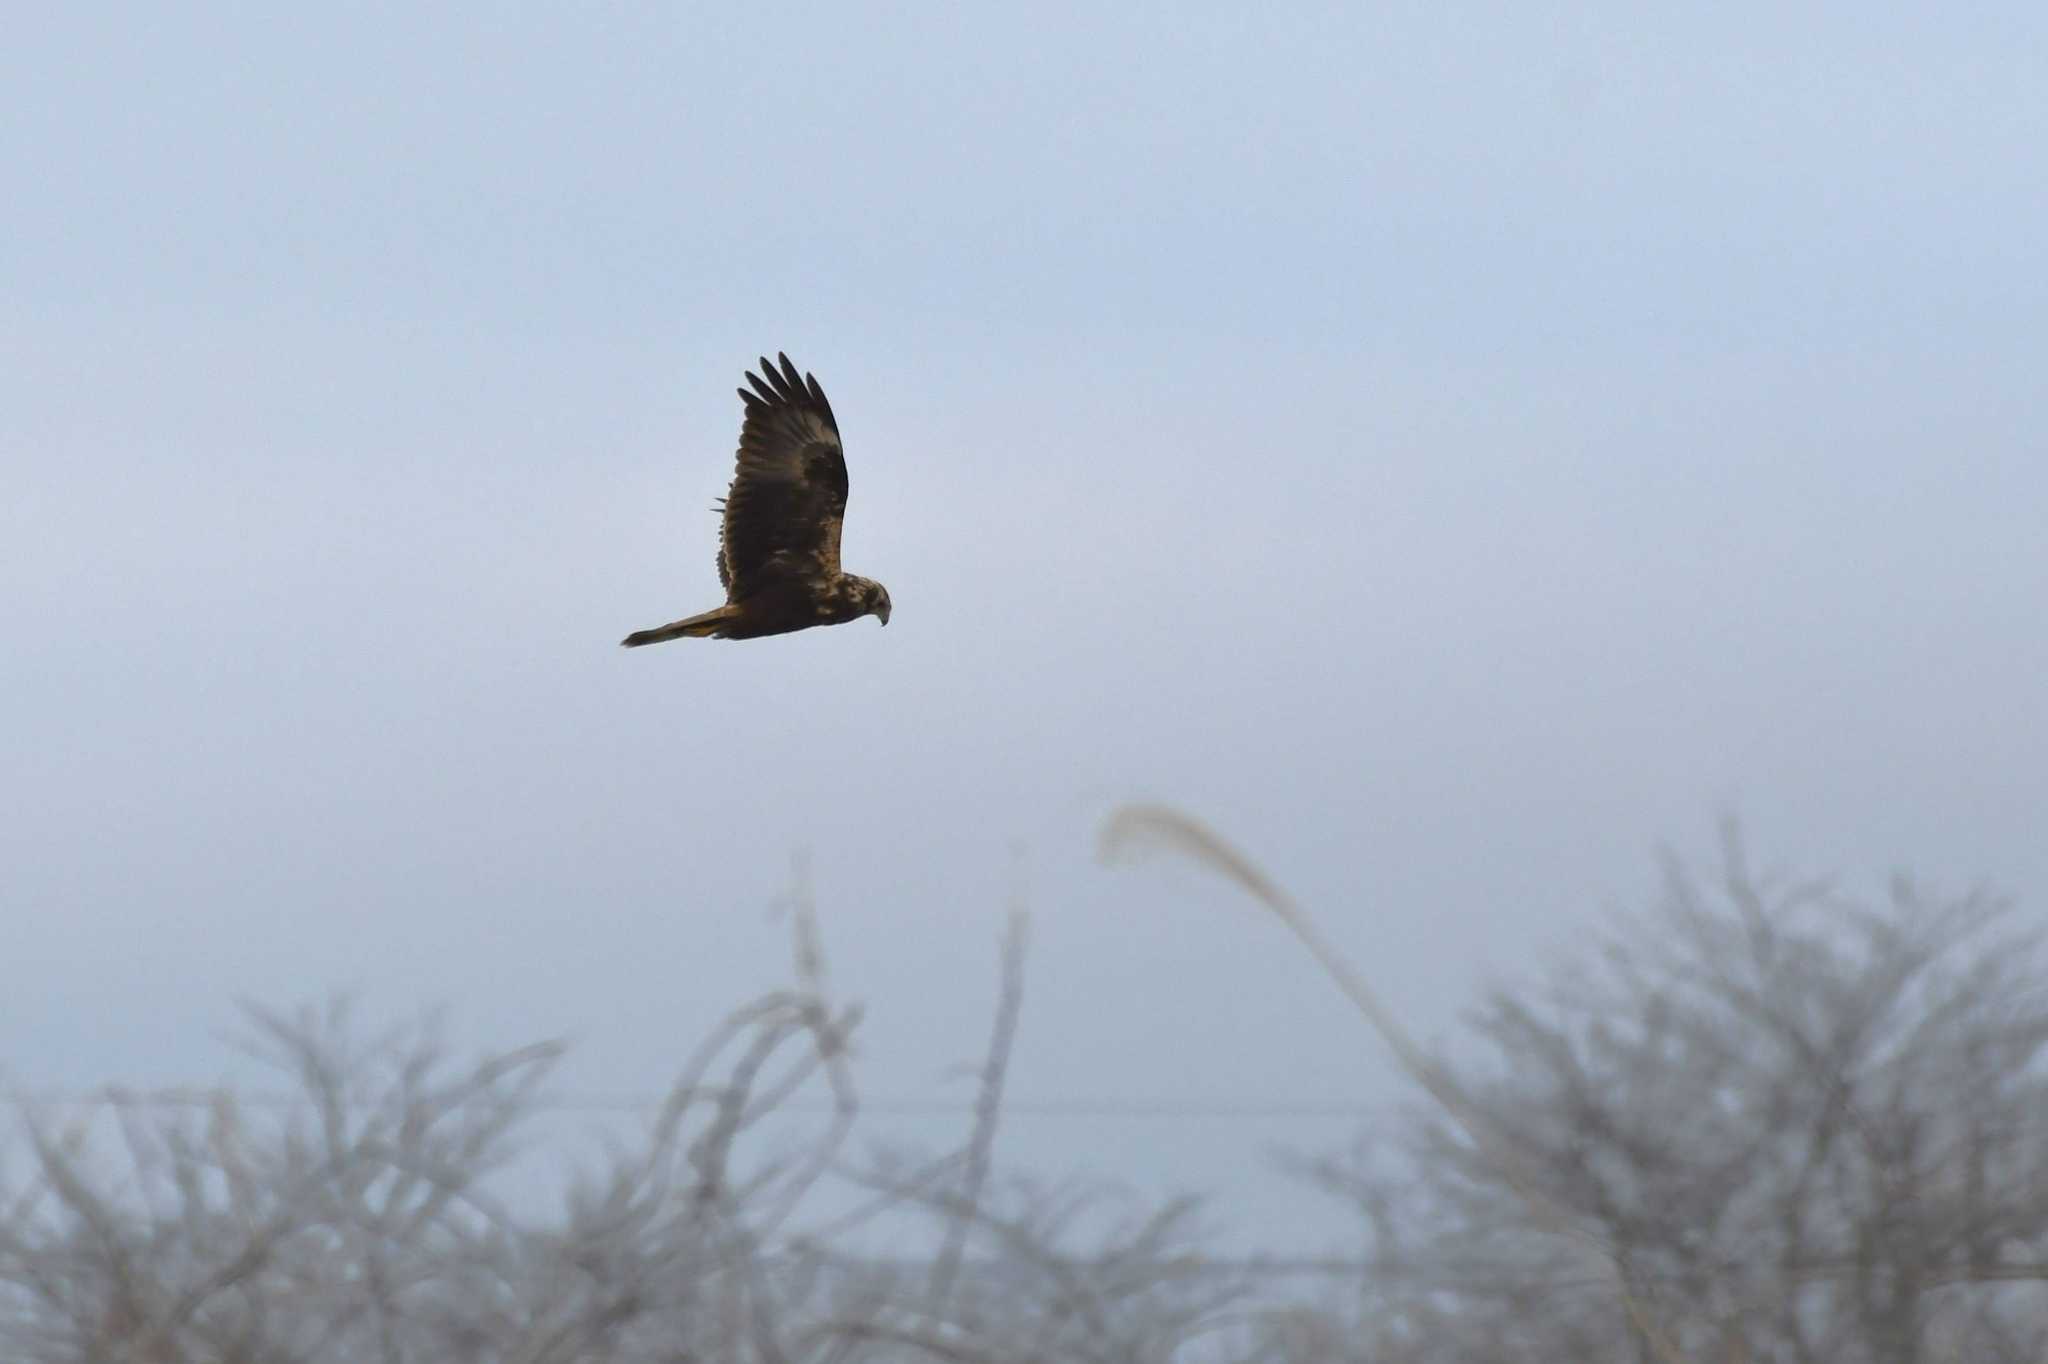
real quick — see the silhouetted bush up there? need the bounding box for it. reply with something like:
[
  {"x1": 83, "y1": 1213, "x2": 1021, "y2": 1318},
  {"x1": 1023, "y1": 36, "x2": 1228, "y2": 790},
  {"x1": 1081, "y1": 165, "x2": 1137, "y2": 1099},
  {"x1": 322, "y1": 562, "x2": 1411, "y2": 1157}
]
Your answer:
[
  {"x1": 8, "y1": 816, "x2": 2045, "y2": 1362},
  {"x1": 1274, "y1": 826, "x2": 2048, "y2": 1362}
]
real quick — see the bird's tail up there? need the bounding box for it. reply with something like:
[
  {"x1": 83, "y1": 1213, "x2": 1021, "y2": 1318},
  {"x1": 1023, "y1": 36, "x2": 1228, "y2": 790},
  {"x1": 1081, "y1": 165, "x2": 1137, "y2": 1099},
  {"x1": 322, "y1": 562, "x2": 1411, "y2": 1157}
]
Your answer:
[{"x1": 620, "y1": 605, "x2": 739, "y2": 647}]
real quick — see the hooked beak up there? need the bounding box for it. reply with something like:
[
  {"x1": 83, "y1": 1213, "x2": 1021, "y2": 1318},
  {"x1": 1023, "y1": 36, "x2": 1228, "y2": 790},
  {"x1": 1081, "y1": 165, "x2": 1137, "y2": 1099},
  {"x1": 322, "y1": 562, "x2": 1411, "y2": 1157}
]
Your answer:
[{"x1": 876, "y1": 604, "x2": 891, "y2": 626}]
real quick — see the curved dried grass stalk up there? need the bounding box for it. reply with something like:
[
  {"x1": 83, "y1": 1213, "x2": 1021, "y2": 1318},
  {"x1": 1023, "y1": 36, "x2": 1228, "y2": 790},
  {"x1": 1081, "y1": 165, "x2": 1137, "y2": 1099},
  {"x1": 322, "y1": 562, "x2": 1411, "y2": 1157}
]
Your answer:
[{"x1": 1098, "y1": 800, "x2": 1694, "y2": 1364}]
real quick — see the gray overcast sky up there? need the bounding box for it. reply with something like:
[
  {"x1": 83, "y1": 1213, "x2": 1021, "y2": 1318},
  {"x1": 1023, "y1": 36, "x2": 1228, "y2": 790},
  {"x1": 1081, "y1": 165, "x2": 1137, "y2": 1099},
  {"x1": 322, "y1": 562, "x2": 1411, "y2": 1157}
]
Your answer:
[{"x1": 4, "y1": 4, "x2": 2045, "y2": 1251}]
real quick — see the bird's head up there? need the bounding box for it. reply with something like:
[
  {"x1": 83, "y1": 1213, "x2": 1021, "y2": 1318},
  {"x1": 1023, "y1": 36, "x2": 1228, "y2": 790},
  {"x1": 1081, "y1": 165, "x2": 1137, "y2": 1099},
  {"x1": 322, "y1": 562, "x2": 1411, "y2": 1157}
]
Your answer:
[{"x1": 865, "y1": 580, "x2": 892, "y2": 627}]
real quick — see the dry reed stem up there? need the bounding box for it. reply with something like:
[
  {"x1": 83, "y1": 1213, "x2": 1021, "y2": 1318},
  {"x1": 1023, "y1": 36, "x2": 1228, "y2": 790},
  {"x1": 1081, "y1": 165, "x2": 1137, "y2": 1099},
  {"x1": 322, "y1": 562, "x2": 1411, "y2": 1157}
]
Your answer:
[
  {"x1": 928, "y1": 905, "x2": 1029, "y2": 1318},
  {"x1": 1098, "y1": 800, "x2": 1695, "y2": 1364}
]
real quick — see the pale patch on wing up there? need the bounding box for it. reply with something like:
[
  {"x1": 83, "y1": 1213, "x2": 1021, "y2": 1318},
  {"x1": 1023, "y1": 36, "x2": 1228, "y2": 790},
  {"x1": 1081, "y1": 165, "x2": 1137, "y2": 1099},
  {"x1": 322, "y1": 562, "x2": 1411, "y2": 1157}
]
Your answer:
[
  {"x1": 735, "y1": 415, "x2": 840, "y2": 483},
  {"x1": 814, "y1": 504, "x2": 844, "y2": 577},
  {"x1": 792, "y1": 411, "x2": 839, "y2": 457}
]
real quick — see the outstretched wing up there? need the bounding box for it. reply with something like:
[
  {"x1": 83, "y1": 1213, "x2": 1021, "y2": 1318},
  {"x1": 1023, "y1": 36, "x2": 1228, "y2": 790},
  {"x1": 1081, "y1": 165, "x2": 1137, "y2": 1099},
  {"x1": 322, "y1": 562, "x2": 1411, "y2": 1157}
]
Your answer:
[{"x1": 716, "y1": 353, "x2": 847, "y2": 597}]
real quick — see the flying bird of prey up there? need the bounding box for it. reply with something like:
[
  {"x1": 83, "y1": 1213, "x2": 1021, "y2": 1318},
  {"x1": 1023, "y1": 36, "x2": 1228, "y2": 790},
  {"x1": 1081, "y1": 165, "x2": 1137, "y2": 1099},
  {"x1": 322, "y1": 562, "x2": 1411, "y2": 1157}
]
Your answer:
[{"x1": 621, "y1": 354, "x2": 892, "y2": 645}]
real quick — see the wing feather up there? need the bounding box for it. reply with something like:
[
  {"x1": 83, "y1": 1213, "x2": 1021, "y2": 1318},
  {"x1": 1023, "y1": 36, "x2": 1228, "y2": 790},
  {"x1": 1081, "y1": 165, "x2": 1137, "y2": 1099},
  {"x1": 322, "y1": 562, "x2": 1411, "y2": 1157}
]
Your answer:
[{"x1": 716, "y1": 353, "x2": 848, "y2": 596}]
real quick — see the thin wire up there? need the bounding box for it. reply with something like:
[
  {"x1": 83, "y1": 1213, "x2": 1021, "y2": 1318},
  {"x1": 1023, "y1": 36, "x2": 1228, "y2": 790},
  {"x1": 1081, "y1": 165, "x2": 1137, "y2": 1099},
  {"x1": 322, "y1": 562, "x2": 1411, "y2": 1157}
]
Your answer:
[{"x1": 13, "y1": 1088, "x2": 1395, "y2": 1120}]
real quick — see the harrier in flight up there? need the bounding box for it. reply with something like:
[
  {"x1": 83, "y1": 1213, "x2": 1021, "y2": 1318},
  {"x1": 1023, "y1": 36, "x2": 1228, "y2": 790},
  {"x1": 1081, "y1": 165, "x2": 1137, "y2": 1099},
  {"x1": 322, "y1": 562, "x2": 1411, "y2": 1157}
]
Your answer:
[{"x1": 622, "y1": 354, "x2": 891, "y2": 645}]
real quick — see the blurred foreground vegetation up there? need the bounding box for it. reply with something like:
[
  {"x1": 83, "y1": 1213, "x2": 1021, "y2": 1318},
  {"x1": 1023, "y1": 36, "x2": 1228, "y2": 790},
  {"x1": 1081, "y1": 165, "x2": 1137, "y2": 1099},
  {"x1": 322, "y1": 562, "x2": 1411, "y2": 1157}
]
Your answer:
[{"x1": 7, "y1": 814, "x2": 2047, "y2": 1362}]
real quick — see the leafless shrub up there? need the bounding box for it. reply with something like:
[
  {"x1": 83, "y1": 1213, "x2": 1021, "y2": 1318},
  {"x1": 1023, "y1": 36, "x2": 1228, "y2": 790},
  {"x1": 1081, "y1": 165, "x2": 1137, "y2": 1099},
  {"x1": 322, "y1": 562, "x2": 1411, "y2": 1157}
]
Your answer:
[
  {"x1": 10, "y1": 820, "x2": 2045, "y2": 1363},
  {"x1": 1160, "y1": 816, "x2": 2048, "y2": 1364},
  {"x1": 0, "y1": 885, "x2": 1254, "y2": 1363}
]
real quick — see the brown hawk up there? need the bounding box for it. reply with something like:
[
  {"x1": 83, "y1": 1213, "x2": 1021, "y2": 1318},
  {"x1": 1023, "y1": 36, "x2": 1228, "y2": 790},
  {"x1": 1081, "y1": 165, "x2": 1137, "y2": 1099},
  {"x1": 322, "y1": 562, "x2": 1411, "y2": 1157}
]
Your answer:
[{"x1": 622, "y1": 354, "x2": 891, "y2": 645}]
